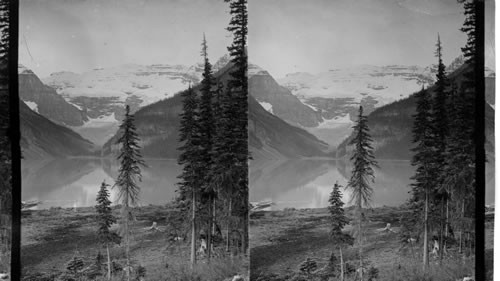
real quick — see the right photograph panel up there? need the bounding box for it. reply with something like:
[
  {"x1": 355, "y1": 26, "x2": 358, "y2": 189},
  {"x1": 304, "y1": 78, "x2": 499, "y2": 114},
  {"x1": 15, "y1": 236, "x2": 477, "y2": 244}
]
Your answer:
[{"x1": 249, "y1": 0, "x2": 493, "y2": 280}]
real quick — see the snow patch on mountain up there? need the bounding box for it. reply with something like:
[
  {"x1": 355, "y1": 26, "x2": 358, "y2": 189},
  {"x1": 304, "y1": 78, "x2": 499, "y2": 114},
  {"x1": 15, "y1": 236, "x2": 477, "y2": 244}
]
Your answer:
[
  {"x1": 82, "y1": 112, "x2": 118, "y2": 128},
  {"x1": 213, "y1": 54, "x2": 231, "y2": 73},
  {"x1": 278, "y1": 65, "x2": 434, "y2": 106},
  {"x1": 44, "y1": 64, "x2": 201, "y2": 106},
  {"x1": 317, "y1": 114, "x2": 353, "y2": 129},
  {"x1": 301, "y1": 100, "x2": 318, "y2": 111},
  {"x1": 67, "y1": 101, "x2": 83, "y2": 111},
  {"x1": 18, "y1": 64, "x2": 34, "y2": 75},
  {"x1": 249, "y1": 64, "x2": 269, "y2": 77},
  {"x1": 259, "y1": 101, "x2": 273, "y2": 114},
  {"x1": 25, "y1": 101, "x2": 38, "y2": 113}
]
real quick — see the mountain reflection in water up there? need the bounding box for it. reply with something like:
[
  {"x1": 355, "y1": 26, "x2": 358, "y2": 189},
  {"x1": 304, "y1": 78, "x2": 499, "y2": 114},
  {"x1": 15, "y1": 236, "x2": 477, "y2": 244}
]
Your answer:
[
  {"x1": 22, "y1": 158, "x2": 181, "y2": 209},
  {"x1": 250, "y1": 159, "x2": 415, "y2": 210},
  {"x1": 22, "y1": 157, "x2": 493, "y2": 210}
]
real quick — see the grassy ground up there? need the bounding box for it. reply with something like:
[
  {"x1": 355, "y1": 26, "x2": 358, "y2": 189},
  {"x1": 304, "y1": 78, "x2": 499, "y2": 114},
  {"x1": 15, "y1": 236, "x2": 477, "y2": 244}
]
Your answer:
[
  {"x1": 250, "y1": 206, "x2": 477, "y2": 281},
  {"x1": 485, "y1": 215, "x2": 494, "y2": 280},
  {"x1": 21, "y1": 204, "x2": 248, "y2": 281}
]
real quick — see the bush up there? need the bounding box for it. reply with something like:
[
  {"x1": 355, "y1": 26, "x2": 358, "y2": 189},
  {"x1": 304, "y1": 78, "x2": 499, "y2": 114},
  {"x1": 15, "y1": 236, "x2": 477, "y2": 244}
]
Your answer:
[
  {"x1": 135, "y1": 265, "x2": 146, "y2": 280},
  {"x1": 66, "y1": 256, "x2": 84, "y2": 273},
  {"x1": 298, "y1": 257, "x2": 317, "y2": 275},
  {"x1": 367, "y1": 266, "x2": 379, "y2": 281}
]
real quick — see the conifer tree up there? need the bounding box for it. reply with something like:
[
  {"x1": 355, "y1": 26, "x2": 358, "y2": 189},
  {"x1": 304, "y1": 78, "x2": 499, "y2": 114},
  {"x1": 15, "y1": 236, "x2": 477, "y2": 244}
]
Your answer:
[
  {"x1": 96, "y1": 181, "x2": 121, "y2": 280},
  {"x1": 410, "y1": 87, "x2": 434, "y2": 271},
  {"x1": 432, "y1": 34, "x2": 450, "y2": 263},
  {"x1": 443, "y1": 0, "x2": 479, "y2": 256},
  {"x1": 224, "y1": 0, "x2": 249, "y2": 254},
  {"x1": 346, "y1": 106, "x2": 377, "y2": 280},
  {"x1": 328, "y1": 182, "x2": 353, "y2": 281},
  {"x1": 177, "y1": 85, "x2": 201, "y2": 267},
  {"x1": 199, "y1": 34, "x2": 216, "y2": 260},
  {"x1": 114, "y1": 105, "x2": 145, "y2": 281}
]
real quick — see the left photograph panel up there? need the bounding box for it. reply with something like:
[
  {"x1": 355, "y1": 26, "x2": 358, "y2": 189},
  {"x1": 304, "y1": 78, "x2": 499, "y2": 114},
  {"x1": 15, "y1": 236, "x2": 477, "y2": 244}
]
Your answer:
[
  {"x1": 19, "y1": 0, "x2": 248, "y2": 280},
  {"x1": 0, "y1": 0, "x2": 11, "y2": 278}
]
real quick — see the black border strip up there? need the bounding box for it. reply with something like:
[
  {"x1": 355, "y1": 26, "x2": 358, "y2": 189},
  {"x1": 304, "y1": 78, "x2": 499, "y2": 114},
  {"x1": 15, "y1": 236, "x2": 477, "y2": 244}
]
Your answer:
[
  {"x1": 9, "y1": 0, "x2": 19, "y2": 279},
  {"x1": 475, "y1": 0, "x2": 485, "y2": 280}
]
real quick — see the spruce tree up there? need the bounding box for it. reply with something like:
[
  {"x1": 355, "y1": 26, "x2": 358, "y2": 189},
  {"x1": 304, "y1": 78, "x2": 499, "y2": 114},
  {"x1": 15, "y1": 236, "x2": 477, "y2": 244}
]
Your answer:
[
  {"x1": 328, "y1": 182, "x2": 353, "y2": 281},
  {"x1": 96, "y1": 181, "x2": 121, "y2": 280},
  {"x1": 432, "y1": 34, "x2": 450, "y2": 263},
  {"x1": 224, "y1": 0, "x2": 249, "y2": 254},
  {"x1": 410, "y1": 87, "x2": 434, "y2": 271},
  {"x1": 346, "y1": 106, "x2": 377, "y2": 280},
  {"x1": 443, "y1": 0, "x2": 479, "y2": 257},
  {"x1": 198, "y1": 34, "x2": 216, "y2": 261},
  {"x1": 114, "y1": 105, "x2": 145, "y2": 281},
  {"x1": 177, "y1": 85, "x2": 201, "y2": 267}
]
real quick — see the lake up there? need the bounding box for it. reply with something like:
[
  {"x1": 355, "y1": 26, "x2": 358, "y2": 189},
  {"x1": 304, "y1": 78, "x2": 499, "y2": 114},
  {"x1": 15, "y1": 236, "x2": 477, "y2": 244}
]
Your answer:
[
  {"x1": 21, "y1": 158, "x2": 182, "y2": 209},
  {"x1": 22, "y1": 157, "x2": 494, "y2": 210},
  {"x1": 250, "y1": 159, "x2": 416, "y2": 210}
]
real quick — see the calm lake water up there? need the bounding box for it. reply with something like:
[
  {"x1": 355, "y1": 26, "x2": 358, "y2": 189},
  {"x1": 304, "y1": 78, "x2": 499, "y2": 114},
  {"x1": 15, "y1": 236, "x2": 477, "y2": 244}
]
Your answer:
[
  {"x1": 22, "y1": 157, "x2": 494, "y2": 210},
  {"x1": 250, "y1": 159, "x2": 416, "y2": 210},
  {"x1": 22, "y1": 158, "x2": 182, "y2": 209}
]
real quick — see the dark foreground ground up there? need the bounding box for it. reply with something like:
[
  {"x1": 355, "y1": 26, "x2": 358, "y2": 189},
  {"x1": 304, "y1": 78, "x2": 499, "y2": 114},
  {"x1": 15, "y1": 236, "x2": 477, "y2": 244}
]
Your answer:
[
  {"x1": 250, "y1": 205, "x2": 488, "y2": 281},
  {"x1": 22, "y1": 205, "x2": 248, "y2": 281}
]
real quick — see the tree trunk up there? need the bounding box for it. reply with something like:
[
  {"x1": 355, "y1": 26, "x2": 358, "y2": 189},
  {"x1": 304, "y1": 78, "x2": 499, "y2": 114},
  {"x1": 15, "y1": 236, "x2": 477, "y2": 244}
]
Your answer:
[
  {"x1": 212, "y1": 196, "x2": 216, "y2": 254},
  {"x1": 439, "y1": 197, "x2": 444, "y2": 263},
  {"x1": 445, "y1": 198, "x2": 449, "y2": 237},
  {"x1": 190, "y1": 188, "x2": 197, "y2": 268},
  {"x1": 340, "y1": 246, "x2": 344, "y2": 281},
  {"x1": 423, "y1": 190, "x2": 429, "y2": 272},
  {"x1": 107, "y1": 244, "x2": 111, "y2": 281},
  {"x1": 444, "y1": 198, "x2": 449, "y2": 253},
  {"x1": 125, "y1": 198, "x2": 130, "y2": 281},
  {"x1": 207, "y1": 193, "x2": 213, "y2": 262},
  {"x1": 226, "y1": 198, "x2": 232, "y2": 253},
  {"x1": 212, "y1": 196, "x2": 217, "y2": 237},
  {"x1": 459, "y1": 199, "x2": 465, "y2": 254},
  {"x1": 243, "y1": 190, "x2": 249, "y2": 255},
  {"x1": 241, "y1": 190, "x2": 248, "y2": 255},
  {"x1": 358, "y1": 197, "x2": 363, "y2": 281}
]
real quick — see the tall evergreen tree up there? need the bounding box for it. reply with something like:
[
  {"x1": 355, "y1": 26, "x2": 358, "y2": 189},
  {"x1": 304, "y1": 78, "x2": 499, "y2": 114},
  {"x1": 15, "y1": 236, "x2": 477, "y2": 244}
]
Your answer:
[
  {"x1": 410, "y1": 87, "x2": 434, "y2": 271},
  {"x1": 328, "y1": 182, "x2": 353, "y2": 281},
  {"x1": 432, "y1": 34, "x2": 450, "y2": 263},
  {"x1": 198, "y1": 34, "x2": 217, "y2": 261},
  {"x1": 96, "y1": 181, "x2": 121, "y2": 280},
  {"x1": 443, "y1": 0, "x2": 479, "y2": 257},
  {"x1": 224, "y1": 0, "x2": 249, "y2": 254},
  {"x1": 346, "y1": 106, "x2": 377, "y2": 280},
  {"x1": 114, "y1": 105, "x2": 145, "y2": 281},
  {"x1": 209, "y1": 0, "x2": 248, "y2": 255},
  {"x1": 177, "y1": 85, "x2": 201, "y2": 267}
]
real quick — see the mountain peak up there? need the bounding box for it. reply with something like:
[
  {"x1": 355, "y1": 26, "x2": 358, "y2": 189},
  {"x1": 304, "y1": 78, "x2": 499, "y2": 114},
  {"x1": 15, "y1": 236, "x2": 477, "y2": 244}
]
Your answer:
[
  {"x1": 213, "y1": 54, "x2": 231, "y2": 72},
  {"x1": 248, "y1": 64, "x2": 269, "y2": 76},
  {"x1": 18, "y1": 64, "x2": 34, "y2": 75}
]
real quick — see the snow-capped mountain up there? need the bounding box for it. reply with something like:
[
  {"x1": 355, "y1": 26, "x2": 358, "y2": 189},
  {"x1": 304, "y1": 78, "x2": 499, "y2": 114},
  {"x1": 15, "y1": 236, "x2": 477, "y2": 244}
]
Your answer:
[
  {"x1": 19, "y1": 64, "x2": 88, "y2": 127},
  {"x1": 249, "y1": 64, "x2": 436, "y2": 149},
  {"x1": 19, "y1": 56, "x2": 233, "y2": 146},
  {"x1": 43, "y1": 64, "x2": 202, "y2": 107},
  {"x1": 278, "y1": 65, "x2": 435, "y2": 108},
  {"x1": 251, "y1": 57, "x2": 481, "y2": 149}
]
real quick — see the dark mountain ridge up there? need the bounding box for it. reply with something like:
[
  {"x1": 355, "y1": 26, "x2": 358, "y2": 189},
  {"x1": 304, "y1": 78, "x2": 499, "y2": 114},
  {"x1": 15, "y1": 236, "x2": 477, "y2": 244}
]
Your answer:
[
  {"x1": 102, "y1": 62, "x2": 328, "y2": 159},
  {"x1": 19, "y1": 66, "x2": 87, "y2": 127},
  {"x1": 20, "y1": 100, "x2": 96, "y2": 159},
  {"x1": 337, "y1": 64, "x2": 494, "y2": 161}
]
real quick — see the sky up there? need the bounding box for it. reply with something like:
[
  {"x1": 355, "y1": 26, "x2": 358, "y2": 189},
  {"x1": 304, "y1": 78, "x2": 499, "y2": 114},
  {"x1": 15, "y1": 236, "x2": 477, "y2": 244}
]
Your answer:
[
  {"x1": 19, "y1": 0, "x2": 234, "y2": 77},
  {"x1": 250, "y1": 0, "x2": 495, "y2": 78}
]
